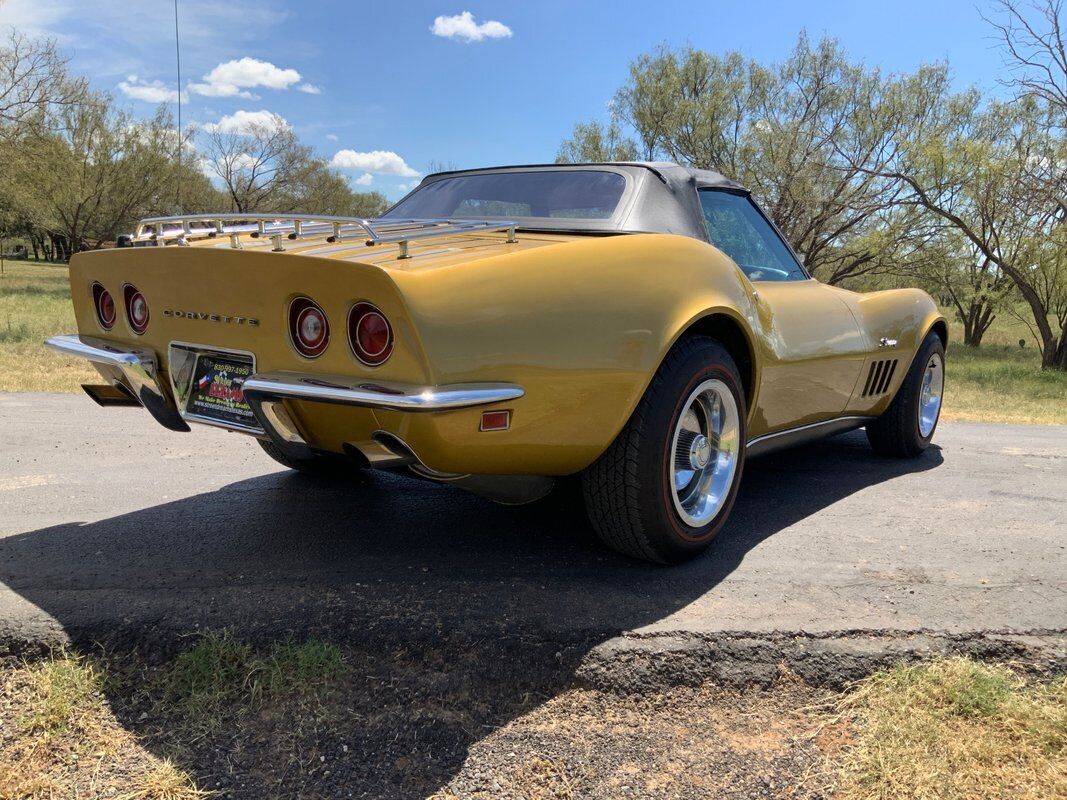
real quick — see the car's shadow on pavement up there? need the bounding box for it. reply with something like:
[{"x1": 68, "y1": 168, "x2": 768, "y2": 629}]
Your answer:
[{"x1": 0, "y1": 430, "x2": 942, "y2": 797}]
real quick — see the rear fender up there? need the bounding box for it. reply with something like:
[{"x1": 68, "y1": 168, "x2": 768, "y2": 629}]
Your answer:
[{"x1": 382, "y1": 234, "x2": 760, "y2": 475}]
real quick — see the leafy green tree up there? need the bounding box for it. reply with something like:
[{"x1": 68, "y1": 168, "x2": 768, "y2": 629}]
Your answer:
[
  {"x1": 858, "y1": 88, "x2": 1067, "y2": 368},
  {"x1": 203, "y1": 116, "x2": 388, "y2": 217},
  {"x1": 895, "y1": 228, "x2": 1014, "y2": 347},
  {"x1": 5, "y1": 99, "x2": 216, "y2": 258},
  {"x1": 601, "y1": 35, "x2": 925, "y2": 285},
  {"x1": 556, "y1": 119, "x2": 638, "y2": 163}
]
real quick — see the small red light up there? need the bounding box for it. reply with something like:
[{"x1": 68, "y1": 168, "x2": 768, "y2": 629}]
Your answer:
[
  {"x1": 480, "y1": 410, "x2": 511, "y2": 431},
  {"x1": 123, "y1": 284, "x2": 149, "y2": 334},
  {"x1": 348, "y1": 302, "x2": 393, "y2": 366},
  {"x1": 289, "y1": 296, "x2": 330, "y2": 358},
  {"x1": 92, "y1": 283, "x2": 115, "y2": 330}
]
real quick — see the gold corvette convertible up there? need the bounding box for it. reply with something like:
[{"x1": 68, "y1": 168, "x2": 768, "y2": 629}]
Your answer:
[{"x1": 47, "y1": 163, "x2": 946, "y2": 563}]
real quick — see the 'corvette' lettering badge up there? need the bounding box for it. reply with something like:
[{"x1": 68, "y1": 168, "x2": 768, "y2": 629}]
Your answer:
[{"x1": 163, "y1": 309, "x2": 259, "y2": 326}]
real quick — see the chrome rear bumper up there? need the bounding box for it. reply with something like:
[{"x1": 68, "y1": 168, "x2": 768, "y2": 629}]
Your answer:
[
  {"x1": 45, "y1": 335, "x2": 191, "y2": 431},
  {"x1": 44, "y1": 335, "x2": 523, "y2": 460}
]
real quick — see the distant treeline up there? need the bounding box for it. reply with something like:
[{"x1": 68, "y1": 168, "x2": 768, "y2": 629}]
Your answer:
[{"x1": 557, "y1": 2, "x2": 1066, "y2": 369}]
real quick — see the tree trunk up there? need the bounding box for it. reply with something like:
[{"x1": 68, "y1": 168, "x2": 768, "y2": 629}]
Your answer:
[
  {"x1": 1047, "y1": 332, "x2": 1067, "y2": 371},
  {"x1": 958, "y1": 300, "x2": 995, "y2": 347}
]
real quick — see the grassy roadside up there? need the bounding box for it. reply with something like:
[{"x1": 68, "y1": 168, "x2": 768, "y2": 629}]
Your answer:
[
  {"x1": 0, "y1": 259, "x2": 1064, "y2": 422},
  {"x1": 1, "y1": 639, "x2": 1063, "y2": 799},
  {"x1": 941, "y1": 315, "x2": 1067, "y2": 425},
  {"x1": 0, "y1": 260, "x2": 97, "y2": 392}
]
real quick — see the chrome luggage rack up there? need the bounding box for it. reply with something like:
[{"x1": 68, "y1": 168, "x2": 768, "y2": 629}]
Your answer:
[{"x1": 129, "y1": 214, "x2": 519, "y2": 259}]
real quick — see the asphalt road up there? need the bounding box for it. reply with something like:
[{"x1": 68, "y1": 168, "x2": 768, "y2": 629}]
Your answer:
[{"x1": 1, "y1": 391, "x2": 1064, "y2": 655}]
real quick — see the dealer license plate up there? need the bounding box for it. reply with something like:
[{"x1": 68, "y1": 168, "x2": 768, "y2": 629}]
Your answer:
[{"x1": 185, "y1": 353, "x2": 260, "y2": 432}]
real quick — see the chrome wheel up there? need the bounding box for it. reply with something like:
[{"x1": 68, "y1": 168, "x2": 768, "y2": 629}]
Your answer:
[
  {"x1": 669, "y1": 379, "x2": 741, "y2": 527},
  {"x1": 917, "y1": 351, "x2": 944, "y2": 438}
]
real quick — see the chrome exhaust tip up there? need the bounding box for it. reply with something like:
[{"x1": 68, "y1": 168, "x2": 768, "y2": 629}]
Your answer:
[{"x1": 81, "y1": 383, "x2": 140, "y2": 407}]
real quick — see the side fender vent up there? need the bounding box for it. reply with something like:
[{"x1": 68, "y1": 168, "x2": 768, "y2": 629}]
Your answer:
[{"x1": 862, "y1": 359, "x2": 899, "y2": 398}]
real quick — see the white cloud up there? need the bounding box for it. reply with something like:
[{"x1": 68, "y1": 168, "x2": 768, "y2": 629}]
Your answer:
[
  {"x1": 203, "y1": 109, "x2": 290, "y2": 135},
  {"x1": 431, "y1": 11, "x2": 511, "y2": 43},
  {"x1": 353, "y1": 173, "x2": 374, "y2": 186},
  {"x1": 325, "y1": 133, "x2": 339, "y2": 142},
  {"x1": 189, "y1": 57, "x2": 300, "y2": 98},
  {"x1": 330, "y1": 149, "x2": 419, "y2": 177},
  {"x1": 0, "y1": 0, "x2": 70, "y2": 38},
  {"x1": 396, "y1": 181, "x2": 420, "y2": 193},
  {"x1": 0, "y1": 1, "x2": 291, "y2": 82},
  {"x1": 118, "y1": 75, "x2": 184, "y2": 104},
  {"x1": 298, "y1": 83, "x2": 322, "y2": 95}
]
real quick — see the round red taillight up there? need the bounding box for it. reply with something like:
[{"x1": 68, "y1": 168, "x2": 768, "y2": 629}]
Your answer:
[
  {"x1": 92, "y1": 283, "x2": 115, "y2": 330},
  {"x1": 289, "y1": 297, "x2": 330, "y2": 358},
  {"x1": 348, "y1": 302, "x2": 392, "y2": 366},
  {"x1": 123, "y1": 284, "x2": 149, "y2": 334}
]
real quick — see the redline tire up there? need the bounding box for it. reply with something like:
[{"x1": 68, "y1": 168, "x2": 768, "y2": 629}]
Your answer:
[{"x1": 582, "y1": 336, "x2": 747, "y2": 564}]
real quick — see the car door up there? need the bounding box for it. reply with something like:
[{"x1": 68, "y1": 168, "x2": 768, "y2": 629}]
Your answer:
[{"x1": 697, "y1": 190, "x2": 867, "y2": 435}]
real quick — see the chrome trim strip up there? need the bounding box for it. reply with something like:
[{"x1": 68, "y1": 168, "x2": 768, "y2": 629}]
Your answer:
[
  {"x1": 241, "y1": 372, "x2": 523, "y2": 464},
  {"x1": 745, "y1": 415, "x2": 875, "y2": 458},
  {"x1": 44, "y1": 335, "x2": 190, "y2": 432},
  {"x1": 241, "y1": 371, "x2": 524, "y2": 412}
]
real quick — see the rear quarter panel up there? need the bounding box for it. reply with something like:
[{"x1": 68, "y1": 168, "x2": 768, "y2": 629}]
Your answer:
[{"x1": 380, "y1": 233, "x2": 762, "y2": 474}]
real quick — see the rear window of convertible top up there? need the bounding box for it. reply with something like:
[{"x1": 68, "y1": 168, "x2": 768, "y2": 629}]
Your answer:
[{"x1": 384, "y1": 170, "x2": 626, "y2": 221}]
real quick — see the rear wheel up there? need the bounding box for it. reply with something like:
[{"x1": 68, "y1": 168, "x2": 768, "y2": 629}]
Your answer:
[
  {"x1": 866, "y1": 331, "x2": 945, "y2": 457},
  {"x1": 582, "y1": 337, "x2": 746, "y2": 564}
]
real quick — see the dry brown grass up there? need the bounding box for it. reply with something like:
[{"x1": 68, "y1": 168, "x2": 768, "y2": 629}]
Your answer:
[
  {"x1": 0, "y1": 653, "x2": 206, "y2": 800},
  {"x1": 829, "y1": 658, "x2": 1067, "y2": 800},
  {"x1": 3, "y1": 647, "x2": 1063, "y2": 799}
]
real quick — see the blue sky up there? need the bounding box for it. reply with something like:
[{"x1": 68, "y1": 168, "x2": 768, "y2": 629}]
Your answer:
[{"x1": 0, "y1": 1, "x2": 1010, "y2": 199}]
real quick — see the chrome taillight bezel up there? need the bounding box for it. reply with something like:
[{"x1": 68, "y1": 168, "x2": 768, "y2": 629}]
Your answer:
[
  {"x1": 123, "y1": 283, "x2": 150, "y2": 335},
  {"x1": 288, "y1": 296, "x2": 330, "y2": 359},
  {"x1": 347, "y1": 301, "x2": 393, "y2": 367},
  {"x1": 91, "y1": 282, "x2": 116, "y2": 331}
]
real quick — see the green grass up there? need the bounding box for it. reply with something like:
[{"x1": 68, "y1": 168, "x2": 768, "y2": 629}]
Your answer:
[
  {"x1": 159, "y1": 630, "x2": 347, "y2": 726},
  {"x1": 831, "y1": 658, "x2": 1067, "y2": 800},
  {"x1": 17, "y1": 653, "x2": 106, "y2": 738},
  {"x1": 0, "y1": 259, "x2": 1063, "y2": 423},
  {"x1": 942, "y1": 311, "x2": 1067, "y2": 425},
  {"x1": 0, "y1": 260, "x2": 98, "y2": 392}
]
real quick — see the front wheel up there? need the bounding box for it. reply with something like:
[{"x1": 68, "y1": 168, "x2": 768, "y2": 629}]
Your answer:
[
  {"x1": 582, "y1": 336, "x2": 746, "y2": 564},
  {"x1": 866, "y1": 330, "x2": 945, "y2": 457}
]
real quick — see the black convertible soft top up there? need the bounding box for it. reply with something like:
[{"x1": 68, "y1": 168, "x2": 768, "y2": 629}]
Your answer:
[{"x1": 387, "y1": 162, "x2": 751, "y2": 241}]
